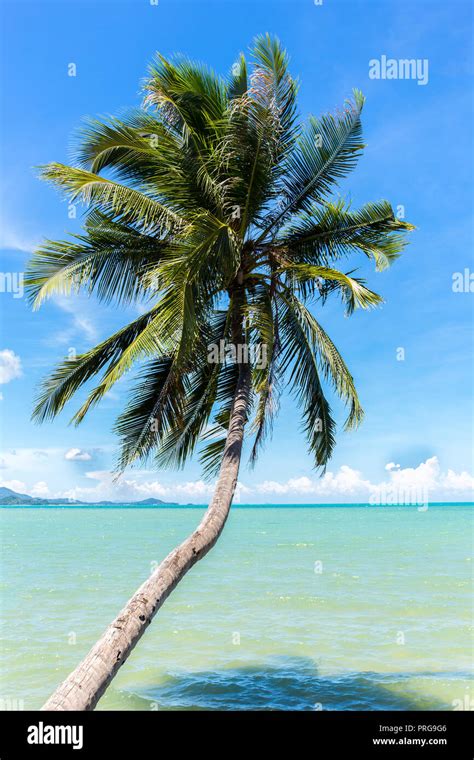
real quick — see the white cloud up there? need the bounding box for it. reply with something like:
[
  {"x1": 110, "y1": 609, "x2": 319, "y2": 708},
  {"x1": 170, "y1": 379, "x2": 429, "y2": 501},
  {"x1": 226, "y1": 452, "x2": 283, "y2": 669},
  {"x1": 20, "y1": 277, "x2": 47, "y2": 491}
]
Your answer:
[
  {"x1": 72, "y1": 316, "x2": 96, "y2": 342},
  {"x1": 0, "y1": 479, "x2": 27, "y2": 493},
  {"x1": 383, "y1": 455, "x2": 440, "y2": 491},
  {"x1": 0, "y1": 349, "x2": 22, "y2": 384},
  {"x1": 253, "y1": 457, "x2": 474, "y2": 503},
  {"x1": 46, "y1": 296, "x2": 98, "y2": 347},
  {"x1": 63, "y1": 457, "x2": 472, "y2": 505},
  {"x1": 440, "y1": 469, "x2": 474, "y2": 491},
  {"x1": 320, "y1": 465, "x2": 372, "y2": 495},
  {"x1": 258, "y1": 476, "x2": 315, "y2": 495},
  {"x1": 65, "y1": 448, "x2": 92, "y2": 462},
  {"x1": 0, "y1": 450, "x2": 472, "y2": 505},
  {"x1": 0, "y1": 448, "x2": 52, "y2": 473},
  {"x1": 30, "y1": 481, "x2": 50, "y2": 497},
  {"x1": 59, "y1": 470, "x2": 217, "y2": 503},
  {"x1": 258, "y1": 467, "x2": 372, "y2": 496},
  {"x1": 55, "y1": 296, "x2": 97, "y2": 339}
]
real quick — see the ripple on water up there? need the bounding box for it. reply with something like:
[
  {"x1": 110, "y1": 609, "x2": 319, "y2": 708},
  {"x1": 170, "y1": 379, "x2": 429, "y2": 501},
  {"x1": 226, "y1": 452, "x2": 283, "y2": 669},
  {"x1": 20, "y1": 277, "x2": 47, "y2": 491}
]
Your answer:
[{"x1": 126, "y1": 659, "x2": 466, "y2": 711}]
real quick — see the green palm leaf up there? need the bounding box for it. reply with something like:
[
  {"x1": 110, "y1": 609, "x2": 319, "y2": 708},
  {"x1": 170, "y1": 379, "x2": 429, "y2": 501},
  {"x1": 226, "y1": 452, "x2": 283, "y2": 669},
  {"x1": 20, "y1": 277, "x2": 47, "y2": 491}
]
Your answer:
[
  {"x1": 276, "y1": 199, "x2": 414, "y2": 270},
  {"x1": 25, "y1": 211, "x2": 169, "y2": 308},
  {"x1": 257, "y1": 89, "x2": 365, "y2": 242},
  {"x1": 277, "y1": 293, "x2": 336, "y2": 467},
  {"x1": 38, "y1": 163, "x2": 185, "y2": 233},
  {"x1": 279, "y1": 263, "x2": 383, "y2": 314}
]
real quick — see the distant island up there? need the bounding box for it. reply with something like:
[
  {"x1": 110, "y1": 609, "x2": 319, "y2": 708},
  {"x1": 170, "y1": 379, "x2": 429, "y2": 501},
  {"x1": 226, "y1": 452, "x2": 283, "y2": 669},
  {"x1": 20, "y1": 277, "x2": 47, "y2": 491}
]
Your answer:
[{"x1": 0, "y1": 486, "x2": 184, "y2": 507}]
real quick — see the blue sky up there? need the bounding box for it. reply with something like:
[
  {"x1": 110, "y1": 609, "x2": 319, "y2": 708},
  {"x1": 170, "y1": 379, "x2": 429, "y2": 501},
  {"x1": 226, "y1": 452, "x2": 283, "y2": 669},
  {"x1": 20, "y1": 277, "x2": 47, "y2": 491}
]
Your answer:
[{"x1": 0, "y1": 0, "x2": 473, "y2": 503}]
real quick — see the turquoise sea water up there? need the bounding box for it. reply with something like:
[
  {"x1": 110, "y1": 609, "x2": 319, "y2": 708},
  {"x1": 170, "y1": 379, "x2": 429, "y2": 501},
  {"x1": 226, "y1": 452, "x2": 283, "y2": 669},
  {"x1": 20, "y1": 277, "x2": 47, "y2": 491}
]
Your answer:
[{"x1": 0, "y1": 505, "x2": 473, "y2": 711}]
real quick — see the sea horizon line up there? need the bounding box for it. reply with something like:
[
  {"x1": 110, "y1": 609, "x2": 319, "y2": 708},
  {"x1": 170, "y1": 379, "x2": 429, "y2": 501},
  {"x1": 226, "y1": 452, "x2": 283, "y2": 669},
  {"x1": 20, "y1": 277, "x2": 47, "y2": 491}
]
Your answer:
[{"x1": 1, "y1": 501, "x2": 473, "y2": 509}]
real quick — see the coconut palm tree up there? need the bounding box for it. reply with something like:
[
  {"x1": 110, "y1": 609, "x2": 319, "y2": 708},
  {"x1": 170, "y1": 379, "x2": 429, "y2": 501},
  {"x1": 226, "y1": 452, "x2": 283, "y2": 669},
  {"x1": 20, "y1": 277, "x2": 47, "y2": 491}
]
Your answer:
[{"x1": 26, "y1": 34, "x2": 413, "y2": 710}]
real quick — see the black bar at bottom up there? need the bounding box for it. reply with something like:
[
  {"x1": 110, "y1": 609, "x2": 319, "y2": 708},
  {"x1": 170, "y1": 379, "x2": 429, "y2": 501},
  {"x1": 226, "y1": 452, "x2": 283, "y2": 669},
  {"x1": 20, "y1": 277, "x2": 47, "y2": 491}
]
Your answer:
[{"x1": 0, "y1": 710, "x2": 472, "y2": 757}]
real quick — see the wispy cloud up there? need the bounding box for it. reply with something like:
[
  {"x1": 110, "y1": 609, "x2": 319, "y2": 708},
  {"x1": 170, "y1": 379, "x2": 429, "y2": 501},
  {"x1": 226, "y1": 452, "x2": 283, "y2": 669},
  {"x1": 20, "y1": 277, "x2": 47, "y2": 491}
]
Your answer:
[
  {"x1": 59, "y1": 470, "x2": 217, "y2": 503},
  {"x1": 65, "y1": 448, "x2": 92, "y2": 462},
  {"x1": 0, "y1": 218, "x2": 39, "y2": 254},
  {"x1": 0, "y1": 349, "x2": 22, "y2": 384},
  {"x1": 45, "y1": 295, "x2": 98, "y2": 346}
]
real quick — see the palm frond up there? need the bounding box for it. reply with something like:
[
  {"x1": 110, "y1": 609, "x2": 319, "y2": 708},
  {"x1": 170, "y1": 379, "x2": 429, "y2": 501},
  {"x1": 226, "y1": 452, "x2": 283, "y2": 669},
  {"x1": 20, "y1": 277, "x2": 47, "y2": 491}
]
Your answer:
[
  {"x1": 227, "y1": 53, "x2": 248, "y2": 100},
  {"x1": 198, "y1": 362, "x2": 241, "y2": 477},
  {"x1": 277, "y1": 293, "x2": 336, "y2": 467},
  {"x1": 38, "y1": 163, "x2": 185, "y2": 234},
  {"x1": 26, "y1": 211, "x2": 169, "y2": 308},
  {"x1": 279, "y1": 262, "x2": 383, "y2": 314},
  {"x1": 245, "y1": 284, "x2": 280, "y2": 464},
  {"x1": 32, "y1": 307, "x2": 167, "y2": 423},
  {"x1": 257, "y1": 89, "x2": 365, "y2": 241},
  {"x1": 278, "y1": 291, "x2": 364, "y2": 430},
  {"x1": 276, "y1": 199, "x2": 415, "y2": 270},
  {"x1": 155, "y1": 310, "x2": 231, "y2": 468},
  {"x1": 143, "y1": 54, "x2": 228, "y2": 137},
  {"x1": 114, "y1": 356, "x2": 185, "y2": 468},
  {"x1": 251, "y1": 33, "x2": 299, "y2": 159}
]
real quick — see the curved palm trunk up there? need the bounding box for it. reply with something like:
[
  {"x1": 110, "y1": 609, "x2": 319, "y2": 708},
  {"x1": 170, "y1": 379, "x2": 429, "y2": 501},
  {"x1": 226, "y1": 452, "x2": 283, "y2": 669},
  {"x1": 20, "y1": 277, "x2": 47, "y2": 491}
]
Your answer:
[{"x1": 42, "y1": 364, "x2": 251, "y2": 711}]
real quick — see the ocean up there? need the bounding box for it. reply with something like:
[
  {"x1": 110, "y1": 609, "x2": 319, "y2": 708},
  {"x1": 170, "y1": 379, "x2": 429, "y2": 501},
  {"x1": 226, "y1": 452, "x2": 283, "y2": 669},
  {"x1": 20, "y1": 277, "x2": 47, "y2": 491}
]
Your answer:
[{"x1": 0, "y1": 505, "x2": 472, "y2": 711}]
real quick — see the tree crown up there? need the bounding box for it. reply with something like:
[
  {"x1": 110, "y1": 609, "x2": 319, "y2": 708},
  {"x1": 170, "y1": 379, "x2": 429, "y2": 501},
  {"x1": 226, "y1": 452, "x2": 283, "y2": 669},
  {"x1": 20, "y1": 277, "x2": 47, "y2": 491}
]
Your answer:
[{"x1": 26, "y1": 34, "x2": 414, "y2": 474}]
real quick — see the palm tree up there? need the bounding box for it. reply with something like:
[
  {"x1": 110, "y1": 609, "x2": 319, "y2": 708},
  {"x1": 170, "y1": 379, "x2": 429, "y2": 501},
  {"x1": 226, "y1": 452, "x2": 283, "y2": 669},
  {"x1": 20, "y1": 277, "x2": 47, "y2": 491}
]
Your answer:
[{"x1": 26, "y1": 35, "x2": 413, "y2": 710}]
